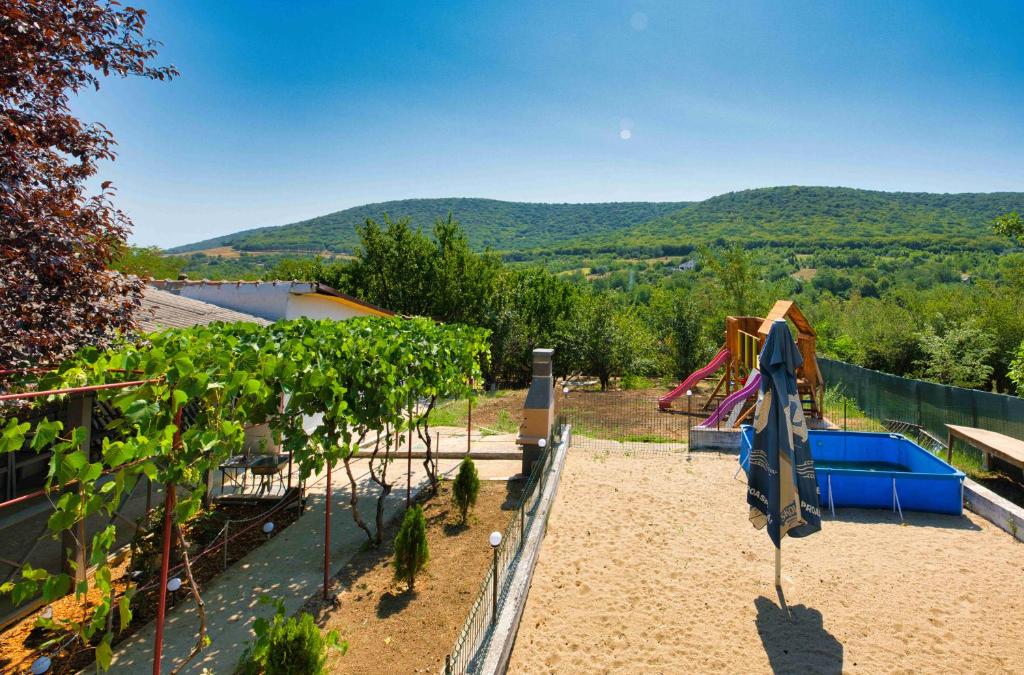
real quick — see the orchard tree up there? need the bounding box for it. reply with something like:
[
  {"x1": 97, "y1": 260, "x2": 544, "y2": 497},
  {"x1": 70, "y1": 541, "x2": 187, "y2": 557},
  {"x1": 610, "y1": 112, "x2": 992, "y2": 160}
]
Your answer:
[
  {"x1": 916, "y1": 321, "x2": 996, "y2": 389},
  {"x1": 0, "y1": 1, "x2": 177, "y2": 369},
  {"x1": 1009, "y1": 341, "x2": 1024, "y2": 396},
  {"x1": 993, "y1": 211, "x2": 1023, "y2": 245}
]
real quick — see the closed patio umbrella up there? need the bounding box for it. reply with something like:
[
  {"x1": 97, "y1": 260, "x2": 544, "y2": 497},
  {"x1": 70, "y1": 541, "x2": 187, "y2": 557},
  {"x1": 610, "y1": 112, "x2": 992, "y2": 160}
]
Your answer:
[{"x1": 746, "y1": 319, "x2": 821, "y2": 588}]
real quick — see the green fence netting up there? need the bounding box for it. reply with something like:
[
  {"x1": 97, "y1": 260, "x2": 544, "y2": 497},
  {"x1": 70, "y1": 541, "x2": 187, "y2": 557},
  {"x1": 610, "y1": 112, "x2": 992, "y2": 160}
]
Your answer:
[{"x1": 819, "y1": 358, "x2": 1024, "y2": 443}]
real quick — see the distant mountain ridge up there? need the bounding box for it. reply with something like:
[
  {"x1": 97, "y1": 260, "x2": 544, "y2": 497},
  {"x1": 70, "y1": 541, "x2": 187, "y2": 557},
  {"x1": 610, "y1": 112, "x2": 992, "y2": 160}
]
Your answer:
[
  {"x1": 168, "y1": 198, "x2": 690, "y2": 254},
  {"x1": 169, "y1": 187, "x2": 1024, "y2": 256}
]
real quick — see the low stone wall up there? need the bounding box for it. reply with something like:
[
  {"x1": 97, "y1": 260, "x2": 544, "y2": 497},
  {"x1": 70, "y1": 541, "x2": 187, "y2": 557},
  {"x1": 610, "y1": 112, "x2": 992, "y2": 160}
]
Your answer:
[
  {"x1": 964, "y1": 478, "x2": 1024, "y2": 543},
  {"x1": 475, "y1": 427, "x2": 571, "y2": 675},
  {"x1": 688, "y1": 426, "x2": 742, "y2": 452}
]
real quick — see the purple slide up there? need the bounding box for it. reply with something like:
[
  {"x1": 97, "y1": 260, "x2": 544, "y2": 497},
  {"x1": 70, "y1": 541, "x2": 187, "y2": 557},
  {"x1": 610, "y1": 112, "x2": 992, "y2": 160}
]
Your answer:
[{"x1": 698, "y1": 370, "x2": 762, "y2": 428}]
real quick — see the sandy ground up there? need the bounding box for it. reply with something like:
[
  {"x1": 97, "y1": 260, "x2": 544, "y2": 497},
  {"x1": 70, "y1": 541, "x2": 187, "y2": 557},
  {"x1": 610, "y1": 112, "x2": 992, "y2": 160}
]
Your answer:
[{"x1": 509, "y1": 446, "x2": 1024, "y2": 674}]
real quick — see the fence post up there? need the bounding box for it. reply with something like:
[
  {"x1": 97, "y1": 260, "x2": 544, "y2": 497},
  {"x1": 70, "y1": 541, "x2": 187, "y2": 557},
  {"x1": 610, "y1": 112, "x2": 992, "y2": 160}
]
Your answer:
[
  {"x1": 491, "y1": 547, "x2": 499, "y2": 626},
  {"x1": 520, "y1": 503, "x2": 525, "y2": 550},
  {"x1": 843, "y1": 400, "x2": 847, "y2": 432},
  {"x1": 223, "y1": 522, "x2": 229, "y2": 570},
  {"x1": 539, "y1": 451, "x2": 545, "y2": 498},
  {"x1": 445, "y1": 654, "x2": 452, "y2": 675}
]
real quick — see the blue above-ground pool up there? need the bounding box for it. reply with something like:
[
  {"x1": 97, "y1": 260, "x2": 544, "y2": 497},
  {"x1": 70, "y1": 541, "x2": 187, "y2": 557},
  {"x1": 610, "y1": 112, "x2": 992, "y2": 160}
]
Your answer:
[{"x1": 739, "y1": 427, "x2": 966, "y2": 516}]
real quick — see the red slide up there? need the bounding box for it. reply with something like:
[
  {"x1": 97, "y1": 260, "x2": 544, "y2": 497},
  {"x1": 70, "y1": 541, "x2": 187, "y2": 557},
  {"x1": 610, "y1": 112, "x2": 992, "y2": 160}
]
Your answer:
[{"x1": 658, "y1": 347, "x2": 731, "y2": 410}]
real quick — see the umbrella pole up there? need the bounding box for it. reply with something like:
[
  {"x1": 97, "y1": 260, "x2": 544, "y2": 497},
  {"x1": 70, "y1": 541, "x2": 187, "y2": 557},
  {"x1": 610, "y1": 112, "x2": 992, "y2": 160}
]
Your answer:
[{"x1": 774, "y1": 546, "x2": 781, "y2": 588}]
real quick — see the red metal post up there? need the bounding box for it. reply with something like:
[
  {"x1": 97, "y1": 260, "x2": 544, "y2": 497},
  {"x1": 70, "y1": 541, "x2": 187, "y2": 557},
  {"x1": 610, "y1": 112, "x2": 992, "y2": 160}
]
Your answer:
[
  {"x1": 467, "y1": 378, "x2": 473, "y2": 455},
  {"x1": 324, "y1": 461, "x2": 331, "y2": 599},
  {"x1": 407, "y1": 403, "x2": 413, "y2": 508},
  {"x1": 0, "y1": 377, "x2": 160, "y2": 402},
  {"x1": 153, "y1": 402, "x2": 183, "y2": 675},
  {"x1": 153, "y1": 482, "x2": 176, "y2": 675}
]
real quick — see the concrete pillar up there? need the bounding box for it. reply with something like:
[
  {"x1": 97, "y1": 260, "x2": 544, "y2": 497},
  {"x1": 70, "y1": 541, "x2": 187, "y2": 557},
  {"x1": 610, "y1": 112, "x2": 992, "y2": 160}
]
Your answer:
[
  {"x1": 516, "y1": 349, "x2": 555, "y2": 475},
  {"x1": 62, "y1": 392, "x2": 92, "y2": 582}
]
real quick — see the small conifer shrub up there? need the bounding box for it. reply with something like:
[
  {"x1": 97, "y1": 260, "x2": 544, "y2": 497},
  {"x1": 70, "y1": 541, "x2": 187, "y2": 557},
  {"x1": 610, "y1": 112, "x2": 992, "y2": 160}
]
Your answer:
[
  {"x1": 239, "y1": 597, "x2": 345, "y2": 674},
  {"x1": 452, "y1": 456, "x2": 481, "y2": 524},
  {"x1": 393, "y1": 505, "x2": 429, "y2": 590}
]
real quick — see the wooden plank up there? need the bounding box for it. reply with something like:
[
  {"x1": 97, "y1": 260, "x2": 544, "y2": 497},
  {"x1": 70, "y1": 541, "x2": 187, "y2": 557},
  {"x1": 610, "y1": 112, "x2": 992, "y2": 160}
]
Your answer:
[{"x1": 946, "y1": 424, "x2": 1024, "y2": 469}]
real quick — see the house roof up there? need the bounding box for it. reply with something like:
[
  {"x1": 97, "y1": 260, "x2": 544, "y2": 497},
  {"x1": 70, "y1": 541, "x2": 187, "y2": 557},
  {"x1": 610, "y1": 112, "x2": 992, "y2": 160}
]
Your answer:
[
  {"x1": 138, "y1": 287, "x2": 271, "y2": 332},
  {"x1": 149, "y1": 279, "x2": 395, "y2": 317}
]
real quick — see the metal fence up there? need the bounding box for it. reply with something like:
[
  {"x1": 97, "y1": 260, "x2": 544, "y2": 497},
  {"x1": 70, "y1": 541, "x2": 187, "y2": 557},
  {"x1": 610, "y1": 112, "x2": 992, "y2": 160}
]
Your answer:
[
  {"x1": 819, "y1": 358, "x2": 1024, "y2": 442},
  {"x1": 558, "y1": 388, "x2": 699, "y2": 448},
  {"x1": 442, "y1": 424, "x2": 567, "y2": 675}
]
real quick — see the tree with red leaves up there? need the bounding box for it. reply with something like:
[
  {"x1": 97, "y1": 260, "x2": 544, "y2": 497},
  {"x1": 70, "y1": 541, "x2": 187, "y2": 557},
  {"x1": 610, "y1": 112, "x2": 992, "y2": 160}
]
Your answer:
[{"x1": 1, "y1": 1, "x2": 177, "y2": 370}]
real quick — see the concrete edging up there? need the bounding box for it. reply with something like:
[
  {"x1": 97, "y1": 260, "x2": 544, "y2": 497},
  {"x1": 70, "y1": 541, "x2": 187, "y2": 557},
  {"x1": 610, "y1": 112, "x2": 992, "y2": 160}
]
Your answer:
[
  {"x1": 476, "y1": 427, "x2": 572, "y2": 675},
  {"x1": 964, "y1": 477, "x2": 1024, "y2": 543}
]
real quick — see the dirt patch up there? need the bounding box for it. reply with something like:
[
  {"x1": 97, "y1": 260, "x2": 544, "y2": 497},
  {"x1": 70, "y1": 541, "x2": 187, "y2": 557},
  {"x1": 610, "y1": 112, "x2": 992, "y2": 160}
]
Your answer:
[
  {"x1": 434, "y1": 380, "x2": 728, "y2": 444},
  {"x1": 792, "y1": 267, "x2": 818, "y2": 282},
  {"x1": 312, "y1": 480, "x2": 523, "y2": 675},
  {"x1": 563, "y1": 381, "x2": 722, "y2": 443},
  {"x1": 0, "y1": 498, "x2": 301, "y2": 674},
  {"x1": 168, "y1": 245, "x2": 242, "y2": 258}
]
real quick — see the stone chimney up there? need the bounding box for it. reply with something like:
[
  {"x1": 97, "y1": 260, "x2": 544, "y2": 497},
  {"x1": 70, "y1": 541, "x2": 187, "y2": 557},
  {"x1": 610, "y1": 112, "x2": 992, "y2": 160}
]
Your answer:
[{"x1": 517, "y1": 348, "x2": 554, "y2": 474}]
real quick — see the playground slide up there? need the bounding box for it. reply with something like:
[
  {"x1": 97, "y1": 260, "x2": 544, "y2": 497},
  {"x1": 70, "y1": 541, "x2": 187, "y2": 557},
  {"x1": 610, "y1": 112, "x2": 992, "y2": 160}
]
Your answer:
[
  {"x1": 658, "y1": 347, "x2": 731, "y2": 410},
  {"x1": 699, "y1": 370, "x2": 762, "y2": 428}
]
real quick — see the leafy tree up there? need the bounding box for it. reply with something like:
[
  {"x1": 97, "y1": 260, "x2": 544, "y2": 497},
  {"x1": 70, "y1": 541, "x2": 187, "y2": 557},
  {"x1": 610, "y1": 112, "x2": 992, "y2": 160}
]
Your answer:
[
  {"x1": 993, "y1": 211, "x2": 1024, "y2": 244},
  {"x1": 113, "y1": 246, "x2": 184, "y2": 280},
  {"x1": 647, "y1": 289, "x2": 707, "y2": 378},
  {"x1": 452, "y1": 457, "x2": 481, "y2": 524},
  {"x1": 699, "y1": 245, "x2": 758, "y2": 315},
  {"x1": 487, "y1": 266, "x2": 584, "y2": 383},
  {"x1": 431, "y1": 215, "x2": 502, "y2": 325},
  {"x1": 1, "y1": 0, "x2": 176, "y2": 369},
  {"x1": 393, "y1": 505, "x2": 429, "y2": 591},
  {"x1": 834, "y1": 297, "x2": 922, "y2": 375},
  {"x1": 916, "y1": 320, "x2": 996, "y2": 389},
  {"x1": 1009, "y1": 340, "x2": 1024, "y2": 396}
]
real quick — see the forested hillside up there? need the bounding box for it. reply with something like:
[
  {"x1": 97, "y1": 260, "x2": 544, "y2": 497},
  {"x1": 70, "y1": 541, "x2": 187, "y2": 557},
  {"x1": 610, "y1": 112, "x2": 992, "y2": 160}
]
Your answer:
[
  {"x1": 561, "y1": 186, "x2": 1024, "y2": 257},
  {"x1": 169, "y1": 187, "x2": 1024, "y2": 259},
  {"x1": 168, "y1": 198, "x2": 690, "y2": 254}
]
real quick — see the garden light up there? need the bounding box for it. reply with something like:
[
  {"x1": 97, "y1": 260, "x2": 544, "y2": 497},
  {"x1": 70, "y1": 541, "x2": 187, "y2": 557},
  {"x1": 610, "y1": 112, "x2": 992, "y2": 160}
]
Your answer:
[
  {"x1": 262, "y1": 521, "x2": 275, "y2": 534},
  {"x1": 489, "y1": 531, "x2": 502, "y2": 548},
  {"x1": 166, "y1": 577, "x2": 182, "y2": 592},
  {"x1": 538, "y1": 438, "x2": 546, "y2": 448},
  {"x1": 31, "y1": 656, "x2": 51, "y2": 674},
  {"x1": 562, "y1": 386, "x2": 569, "y2": 394}
]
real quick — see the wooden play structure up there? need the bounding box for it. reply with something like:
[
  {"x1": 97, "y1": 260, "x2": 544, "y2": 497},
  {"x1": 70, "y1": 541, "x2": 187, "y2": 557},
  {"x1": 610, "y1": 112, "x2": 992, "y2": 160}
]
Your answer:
[{"x1": 659, "y1": 300, "x2": 825, "y2": 427}]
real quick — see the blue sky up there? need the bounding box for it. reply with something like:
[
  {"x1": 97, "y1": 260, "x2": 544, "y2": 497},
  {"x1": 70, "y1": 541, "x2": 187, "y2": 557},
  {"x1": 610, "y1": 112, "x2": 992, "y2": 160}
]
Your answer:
[{"x1": 73, "y1": 1, "x2": 1024, "y2": 247}]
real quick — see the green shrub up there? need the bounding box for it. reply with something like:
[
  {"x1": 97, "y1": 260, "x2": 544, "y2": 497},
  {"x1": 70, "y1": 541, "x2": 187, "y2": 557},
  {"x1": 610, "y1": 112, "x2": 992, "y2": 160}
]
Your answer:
[
  {"x1": 239, "y1": 597, "x2": 345, "y2": 675},
  {"x1": 393, "y1": 505, "x2": 429, "y2": 590},
  {"x1": 452, "y1": 457, "x2": 481, "y2": 524},
  {"x1": 619, "y1": 374, "x2": 652, "y2": 390}
]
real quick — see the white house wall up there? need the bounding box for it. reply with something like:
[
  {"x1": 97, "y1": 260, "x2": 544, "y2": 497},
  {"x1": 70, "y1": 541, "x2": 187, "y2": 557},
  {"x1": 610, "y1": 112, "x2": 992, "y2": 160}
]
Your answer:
[{"x1": 176, "y1": 283, "x2": 302, "y2": 321}]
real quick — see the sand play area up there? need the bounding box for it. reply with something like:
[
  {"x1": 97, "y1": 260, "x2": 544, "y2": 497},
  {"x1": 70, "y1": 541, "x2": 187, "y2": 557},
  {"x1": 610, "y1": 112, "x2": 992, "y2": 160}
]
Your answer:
[{"x1": 509, "y1": 445, "x2": 1024, "y2": 674}]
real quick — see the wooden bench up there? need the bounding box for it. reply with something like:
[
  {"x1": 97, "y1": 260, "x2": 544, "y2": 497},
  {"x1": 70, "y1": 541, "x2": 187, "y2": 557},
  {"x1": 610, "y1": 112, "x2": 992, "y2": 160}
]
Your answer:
[{"x1": 946, "y1": 424, "x2": 1024, "y2": 477}]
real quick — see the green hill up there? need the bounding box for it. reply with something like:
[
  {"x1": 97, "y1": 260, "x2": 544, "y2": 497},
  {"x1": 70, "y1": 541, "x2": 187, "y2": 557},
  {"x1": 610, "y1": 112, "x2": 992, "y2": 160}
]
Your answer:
[
  {"x1": 168, "y1": 198, "x2": 690, "y2": 254},
  {"x1": 169, "y1": 187, "x2": 1024, "y2": 257},
  {"x1": 575, "y1": 186, "x2": 1023, "y2": 254}
]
